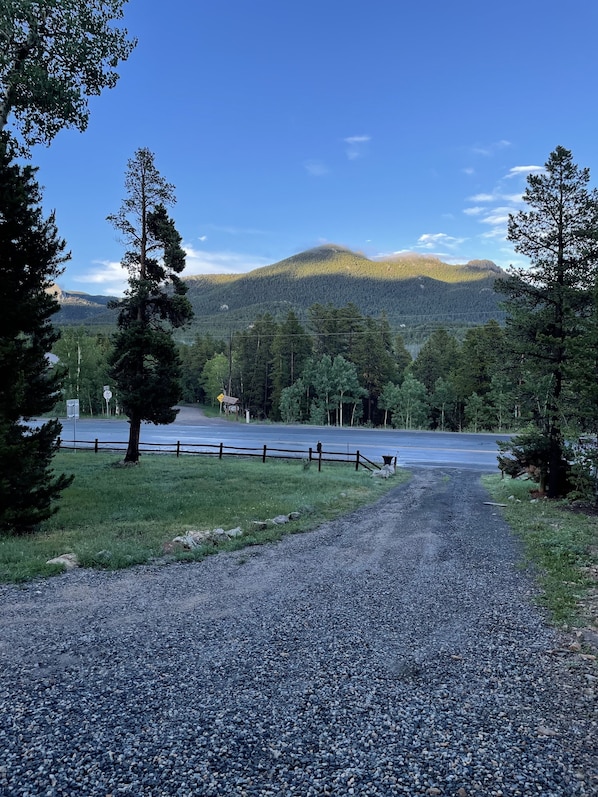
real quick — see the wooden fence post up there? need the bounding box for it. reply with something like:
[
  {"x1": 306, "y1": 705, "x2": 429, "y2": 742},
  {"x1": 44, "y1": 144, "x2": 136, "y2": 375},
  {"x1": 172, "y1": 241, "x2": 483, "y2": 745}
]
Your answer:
[
  {"x1": 355, "y1": 450, "x2": 360, "y2": 471},
  {"x1": 94, "y1": 438, "x2": 99, "y2": 453},
  {"x1": 219, "y1": 442, "x2": 223, "y2": 459},
  {"x1": 262, "y1": 444, "x2": 267, "y2": 463},
  {"x1": 176, "y1": 441, "x2": 180, "y2": 458}
]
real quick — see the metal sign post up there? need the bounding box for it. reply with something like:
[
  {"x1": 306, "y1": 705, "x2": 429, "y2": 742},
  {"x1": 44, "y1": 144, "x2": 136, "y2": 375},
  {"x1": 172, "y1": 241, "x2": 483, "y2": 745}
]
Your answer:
[
  {"x1": 66, "y1": 399, "x2": 80, "y2": 449},
  {"x1": 103, "y1": 387, "x2": 113, "y2": 417}
]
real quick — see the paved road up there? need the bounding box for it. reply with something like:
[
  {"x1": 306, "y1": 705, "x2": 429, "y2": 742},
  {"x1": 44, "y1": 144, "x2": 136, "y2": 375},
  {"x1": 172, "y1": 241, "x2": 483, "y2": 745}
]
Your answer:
[
  {"x1": 52, "y1": 406, "x2": 508, "y2": 472},
  {"x1": 0, "y1": 470, "x2": 594, "y2": 795}
]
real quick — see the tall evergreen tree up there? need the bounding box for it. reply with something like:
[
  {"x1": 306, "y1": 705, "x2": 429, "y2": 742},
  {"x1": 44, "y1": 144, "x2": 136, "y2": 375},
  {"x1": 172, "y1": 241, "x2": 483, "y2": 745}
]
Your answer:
[
  {"x1": 178, "y1": 334, "x2": 225, "y2": 404},
  {"x1": 107, "y1": 148, "x2": 193, "y2": 463},
  {"x1": 411, "y1": 328, "x2": 459, "y2": 394},
  {"x1": 270, "y1": 311, "x2": 313, "y2": 419},
  {"x1": 393, "y1": 333, "x2": 412, "y2": 383},
  {"x1": 236, "y1": 314, "x2": 277, "y2": 418},
  {"x1": 0, "y1": 134, "x2": 73, "y2": 532},
  {"x1": 353, "y1": 316, "x2": 398, "y2": 424},
  {"x1": 496, "y1": 146, "x2": 598, "y2": 496}
]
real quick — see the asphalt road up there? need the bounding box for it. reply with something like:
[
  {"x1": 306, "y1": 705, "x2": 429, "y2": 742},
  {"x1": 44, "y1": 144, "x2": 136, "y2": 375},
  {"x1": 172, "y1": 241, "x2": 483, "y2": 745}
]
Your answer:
[{"x1": 51, "y1": 406, "x2": 508, "y2": 472}]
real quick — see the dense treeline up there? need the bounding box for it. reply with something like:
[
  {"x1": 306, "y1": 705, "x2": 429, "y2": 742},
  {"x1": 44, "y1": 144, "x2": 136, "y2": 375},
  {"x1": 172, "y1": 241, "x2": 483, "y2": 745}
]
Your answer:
[
  {"x1": 51, "y1": 307, "x2": 504, "y2": 431},
  {"x1": 174, "y1": 304, "x2": 516, "y2": 431}
]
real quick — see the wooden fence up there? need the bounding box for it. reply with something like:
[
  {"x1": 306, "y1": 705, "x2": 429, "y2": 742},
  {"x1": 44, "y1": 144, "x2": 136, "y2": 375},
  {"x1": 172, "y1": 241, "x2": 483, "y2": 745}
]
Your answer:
[{"x1": 56, "y1": 437, "x2": 389, "y2": 472}]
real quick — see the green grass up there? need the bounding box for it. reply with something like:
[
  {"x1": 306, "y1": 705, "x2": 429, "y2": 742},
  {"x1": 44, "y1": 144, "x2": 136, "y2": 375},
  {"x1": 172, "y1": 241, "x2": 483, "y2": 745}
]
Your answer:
[
  {"x1": 0, "y1": 452, "x2": 409, "y2": 583},
  {"x1": 483, "y1": 474, "x2": 598, "y2": 626}
]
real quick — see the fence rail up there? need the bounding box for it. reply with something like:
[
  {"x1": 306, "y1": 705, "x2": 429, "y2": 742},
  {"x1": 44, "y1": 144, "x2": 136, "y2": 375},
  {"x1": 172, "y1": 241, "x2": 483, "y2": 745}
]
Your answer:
[{"x1": 56, "y1": 437, "x2": 388, "y2": 472}]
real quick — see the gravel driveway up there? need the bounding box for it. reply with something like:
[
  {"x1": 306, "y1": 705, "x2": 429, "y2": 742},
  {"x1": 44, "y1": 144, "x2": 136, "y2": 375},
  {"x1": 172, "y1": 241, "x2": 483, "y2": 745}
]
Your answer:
[{"x1": 0, "y1": 469, "x2": 596, "y2": 796}]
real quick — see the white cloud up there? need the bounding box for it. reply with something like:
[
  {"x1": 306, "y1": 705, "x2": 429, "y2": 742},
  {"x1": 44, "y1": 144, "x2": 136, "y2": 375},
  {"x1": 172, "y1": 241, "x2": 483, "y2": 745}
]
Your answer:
[
  {"x1": 501, "y1": 192, "x2": 524, "y2": 203},
  {"x1": 462, "y1": 167, "x2": 475, "y2": 175},
  {"x1": 304, "y1": 159, "x2": 330, "y2": 176},
  {"x1": 343, "y1": 134, "x2": 371, "y2": 160},
  {"x1": 205, "y1": 224, "x2": 269, "y2": 236},
  {"x1": 182, "y1": 246, "x2": 271, "y2": 275},
  {"x1": 469, "y1": 193, "x2": 496, "y2": 202},
  {"x1": 505, "y1": 165, "x2": 544, "y2": 179},
  {"x1": 198, "y1": 235, "x2": 207, "y2": 242},
  {"x1": 471, "y1": 139, "x2": 511, "y2": 156},
  {"x1": 480, "y1": 208, "x2": 512, "y2": 226},
  {"x1": 416, "y1": 232, "x2": 466, "y2": 250},
  {"x1": 344, "y1": 135, "x2": 371, "y2": 144},
  {"x1": 69, "y1": 247, "x2": 271, "y2": 296},
  {"x1": 73, "y1": 260, "x2": 128, "y2": 296},
  {"x1": 463, "y1": 206, "x2": 484, "y2": 216}
]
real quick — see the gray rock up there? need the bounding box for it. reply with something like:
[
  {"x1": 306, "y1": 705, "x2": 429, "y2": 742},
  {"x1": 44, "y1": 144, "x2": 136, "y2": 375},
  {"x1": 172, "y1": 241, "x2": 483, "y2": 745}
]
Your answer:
[{"x1": 46, "y1": 553, "x2": 79, "y2": 570}]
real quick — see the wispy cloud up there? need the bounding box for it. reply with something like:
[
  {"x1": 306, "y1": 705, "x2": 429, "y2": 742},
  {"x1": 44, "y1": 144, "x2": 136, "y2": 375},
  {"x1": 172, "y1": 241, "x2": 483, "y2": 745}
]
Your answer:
[
  {"x1": 73, "y1": 260, "x2": 128, "y2": 296},
  {"x1": 469, "y1": 193, "x2": 497, "y2": 202},
  {"x1": 204, "y1": 224, "x2": 269, "y2": 236},
  {"x1": 505, "y1": 165, "x2": 544, "y2": 179},
  {"x1": 183, "y1": 246, "x2": 271, "y2": 275},
  {"x1": 344, "y1": 135, "x2": 371, "y2": 144},
  {"x1": 70, "y1": 246, "x2": 271, "y2": 295},
  {"x1": 416, "y1": 232, "x2": 466, "y2": 251},
  {"x1": 343, "y1": 134, "x2": 371, "y2": 160},
  {"x1": 463, "y1": 163, "x2": 541, "y2": 252},
  {"x1": 304, "y1": 159, "x2": 330, "y2": 176},
  {"x1": 479, "y1": 207, "x2": 512, "y2": 227},
  {"x1": 471, "y1": 139, "x2": 511, "y2": 157}
]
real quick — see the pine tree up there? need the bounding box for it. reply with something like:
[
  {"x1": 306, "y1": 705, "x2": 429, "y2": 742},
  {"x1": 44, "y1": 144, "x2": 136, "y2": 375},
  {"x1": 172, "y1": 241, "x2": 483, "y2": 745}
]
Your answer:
[
  {"x1": 236, "y1": 314, "x2": 277, "y2": 419},
  {"x1": 496, "y1": 146, "x2": 598, "y2": 497},
  {"x1": 270, "y1": 311, "x2": 313, "y2": 419},
  {"x1": 0, "y1": 134, "x2": 73, "y2": 532},
  {"x1": 107, "y1": 148, "x2": 193, "y2": 463}
]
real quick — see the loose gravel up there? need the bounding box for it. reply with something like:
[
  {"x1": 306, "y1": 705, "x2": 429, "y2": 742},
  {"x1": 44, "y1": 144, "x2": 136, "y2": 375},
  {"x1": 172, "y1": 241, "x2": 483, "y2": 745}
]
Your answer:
[{"x1": 0, "y1": 469, "x2": 596, "y2": 796}]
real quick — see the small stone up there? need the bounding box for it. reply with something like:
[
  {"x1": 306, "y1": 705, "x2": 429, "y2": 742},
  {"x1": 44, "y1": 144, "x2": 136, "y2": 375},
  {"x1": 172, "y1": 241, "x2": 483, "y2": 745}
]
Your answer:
[
  {"x1": 272, "y1": 515, "x2": 290, "y2": 525},
  {"x1": 458, "y1": 788, "x2": 468, "y2": 797},
  {"x1": 427, "y1": 789, "x2": 442, "y2": 796},
  {"x1": 46, "y1": 553, "x2": 79, "y2": 570},
  {"x1": 537, "y1": 726, "x2": 559, "y2": 737},
  {"x1": 288, "y1": 511, "x2": 301, "y2": 520},
  {"x1": 251, "y1": 521, "x2": 268, "y2": 530},
  {"x1": 172, "y1": 535, "x2": 198, "y2": 549},
  {"x1": 225, "y1": 527, "x2": 243, "y2": 538}
]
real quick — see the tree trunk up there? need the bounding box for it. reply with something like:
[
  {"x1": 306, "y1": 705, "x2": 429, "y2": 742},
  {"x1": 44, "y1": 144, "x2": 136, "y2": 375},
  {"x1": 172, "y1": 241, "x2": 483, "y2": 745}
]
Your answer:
[{"x1": 125, "y1": 415, "x2": 141, "y2": 463}]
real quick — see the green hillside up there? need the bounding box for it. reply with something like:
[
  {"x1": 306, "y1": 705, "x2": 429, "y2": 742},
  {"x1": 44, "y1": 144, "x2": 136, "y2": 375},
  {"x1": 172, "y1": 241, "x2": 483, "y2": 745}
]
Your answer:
[
  {"x1": 56, "y1": 246, "x2": 506, "y2": 338},
  {"x1": 182, "y1": 246, "x2": 505, "y2": 336}
]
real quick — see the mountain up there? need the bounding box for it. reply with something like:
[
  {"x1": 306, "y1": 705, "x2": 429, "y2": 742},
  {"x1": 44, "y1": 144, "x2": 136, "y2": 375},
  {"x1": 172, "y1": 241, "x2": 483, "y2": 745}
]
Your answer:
[
  {"x1": 54, "y1": 246, "x2": 506, "y2": 335},
  {"x1": 49, "y1": 284, "x2": 118, "y2": 325},
  {"x1": 182, "y1": 246, "x2": 505, "y2": 336}
]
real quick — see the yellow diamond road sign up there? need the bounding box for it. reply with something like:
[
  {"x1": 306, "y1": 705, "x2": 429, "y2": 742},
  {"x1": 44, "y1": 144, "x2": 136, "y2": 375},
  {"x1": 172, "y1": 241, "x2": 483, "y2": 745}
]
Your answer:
[{"x1": 217, "y1": 393, "x2": 225, "y2": 403}]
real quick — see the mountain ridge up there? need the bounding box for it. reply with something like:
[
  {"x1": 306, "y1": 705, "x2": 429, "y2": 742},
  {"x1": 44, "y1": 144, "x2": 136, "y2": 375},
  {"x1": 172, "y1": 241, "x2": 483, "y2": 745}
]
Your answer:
[{"x1": 54, "y1": 246, "x2": 506, "y2": 335}]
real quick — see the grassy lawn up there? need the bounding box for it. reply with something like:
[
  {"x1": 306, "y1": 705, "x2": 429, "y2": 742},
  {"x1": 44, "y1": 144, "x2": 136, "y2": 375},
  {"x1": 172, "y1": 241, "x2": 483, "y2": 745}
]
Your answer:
[
  {"x1": 0, "y1": 452, "x2": 408, "y2": 583},
  {"x1": 483, "y1": 474, "x2": 598, "y2": 628}
]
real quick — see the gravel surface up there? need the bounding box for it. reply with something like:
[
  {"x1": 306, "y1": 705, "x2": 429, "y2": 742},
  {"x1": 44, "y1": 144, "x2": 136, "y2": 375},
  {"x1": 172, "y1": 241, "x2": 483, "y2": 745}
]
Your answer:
[{"x1": 0, "y1": 469, "x2": 596, "y2": 796}]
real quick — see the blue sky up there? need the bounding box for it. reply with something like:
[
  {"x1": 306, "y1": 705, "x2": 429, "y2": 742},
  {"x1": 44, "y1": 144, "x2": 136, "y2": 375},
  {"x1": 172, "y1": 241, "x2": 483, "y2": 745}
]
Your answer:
[{"x1": 25, "y1": 0, "x2": 598, "y2": 296}]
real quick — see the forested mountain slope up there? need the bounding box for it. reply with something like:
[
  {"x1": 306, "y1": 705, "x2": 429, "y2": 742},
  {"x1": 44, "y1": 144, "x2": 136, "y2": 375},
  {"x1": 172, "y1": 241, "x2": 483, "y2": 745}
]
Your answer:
[
  {"x1": 55, "y1": 245, "x2": 505, "y2": 335},
  {"x1": 183, "y1": 246, "x2": 505, "y2": 335}
]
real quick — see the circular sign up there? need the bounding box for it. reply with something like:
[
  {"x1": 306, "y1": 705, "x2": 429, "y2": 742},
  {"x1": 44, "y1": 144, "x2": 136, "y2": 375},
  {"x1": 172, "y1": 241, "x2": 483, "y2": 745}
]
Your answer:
[{"x1": 103, "y1": 390, "x2": 113, "y2": 401}]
